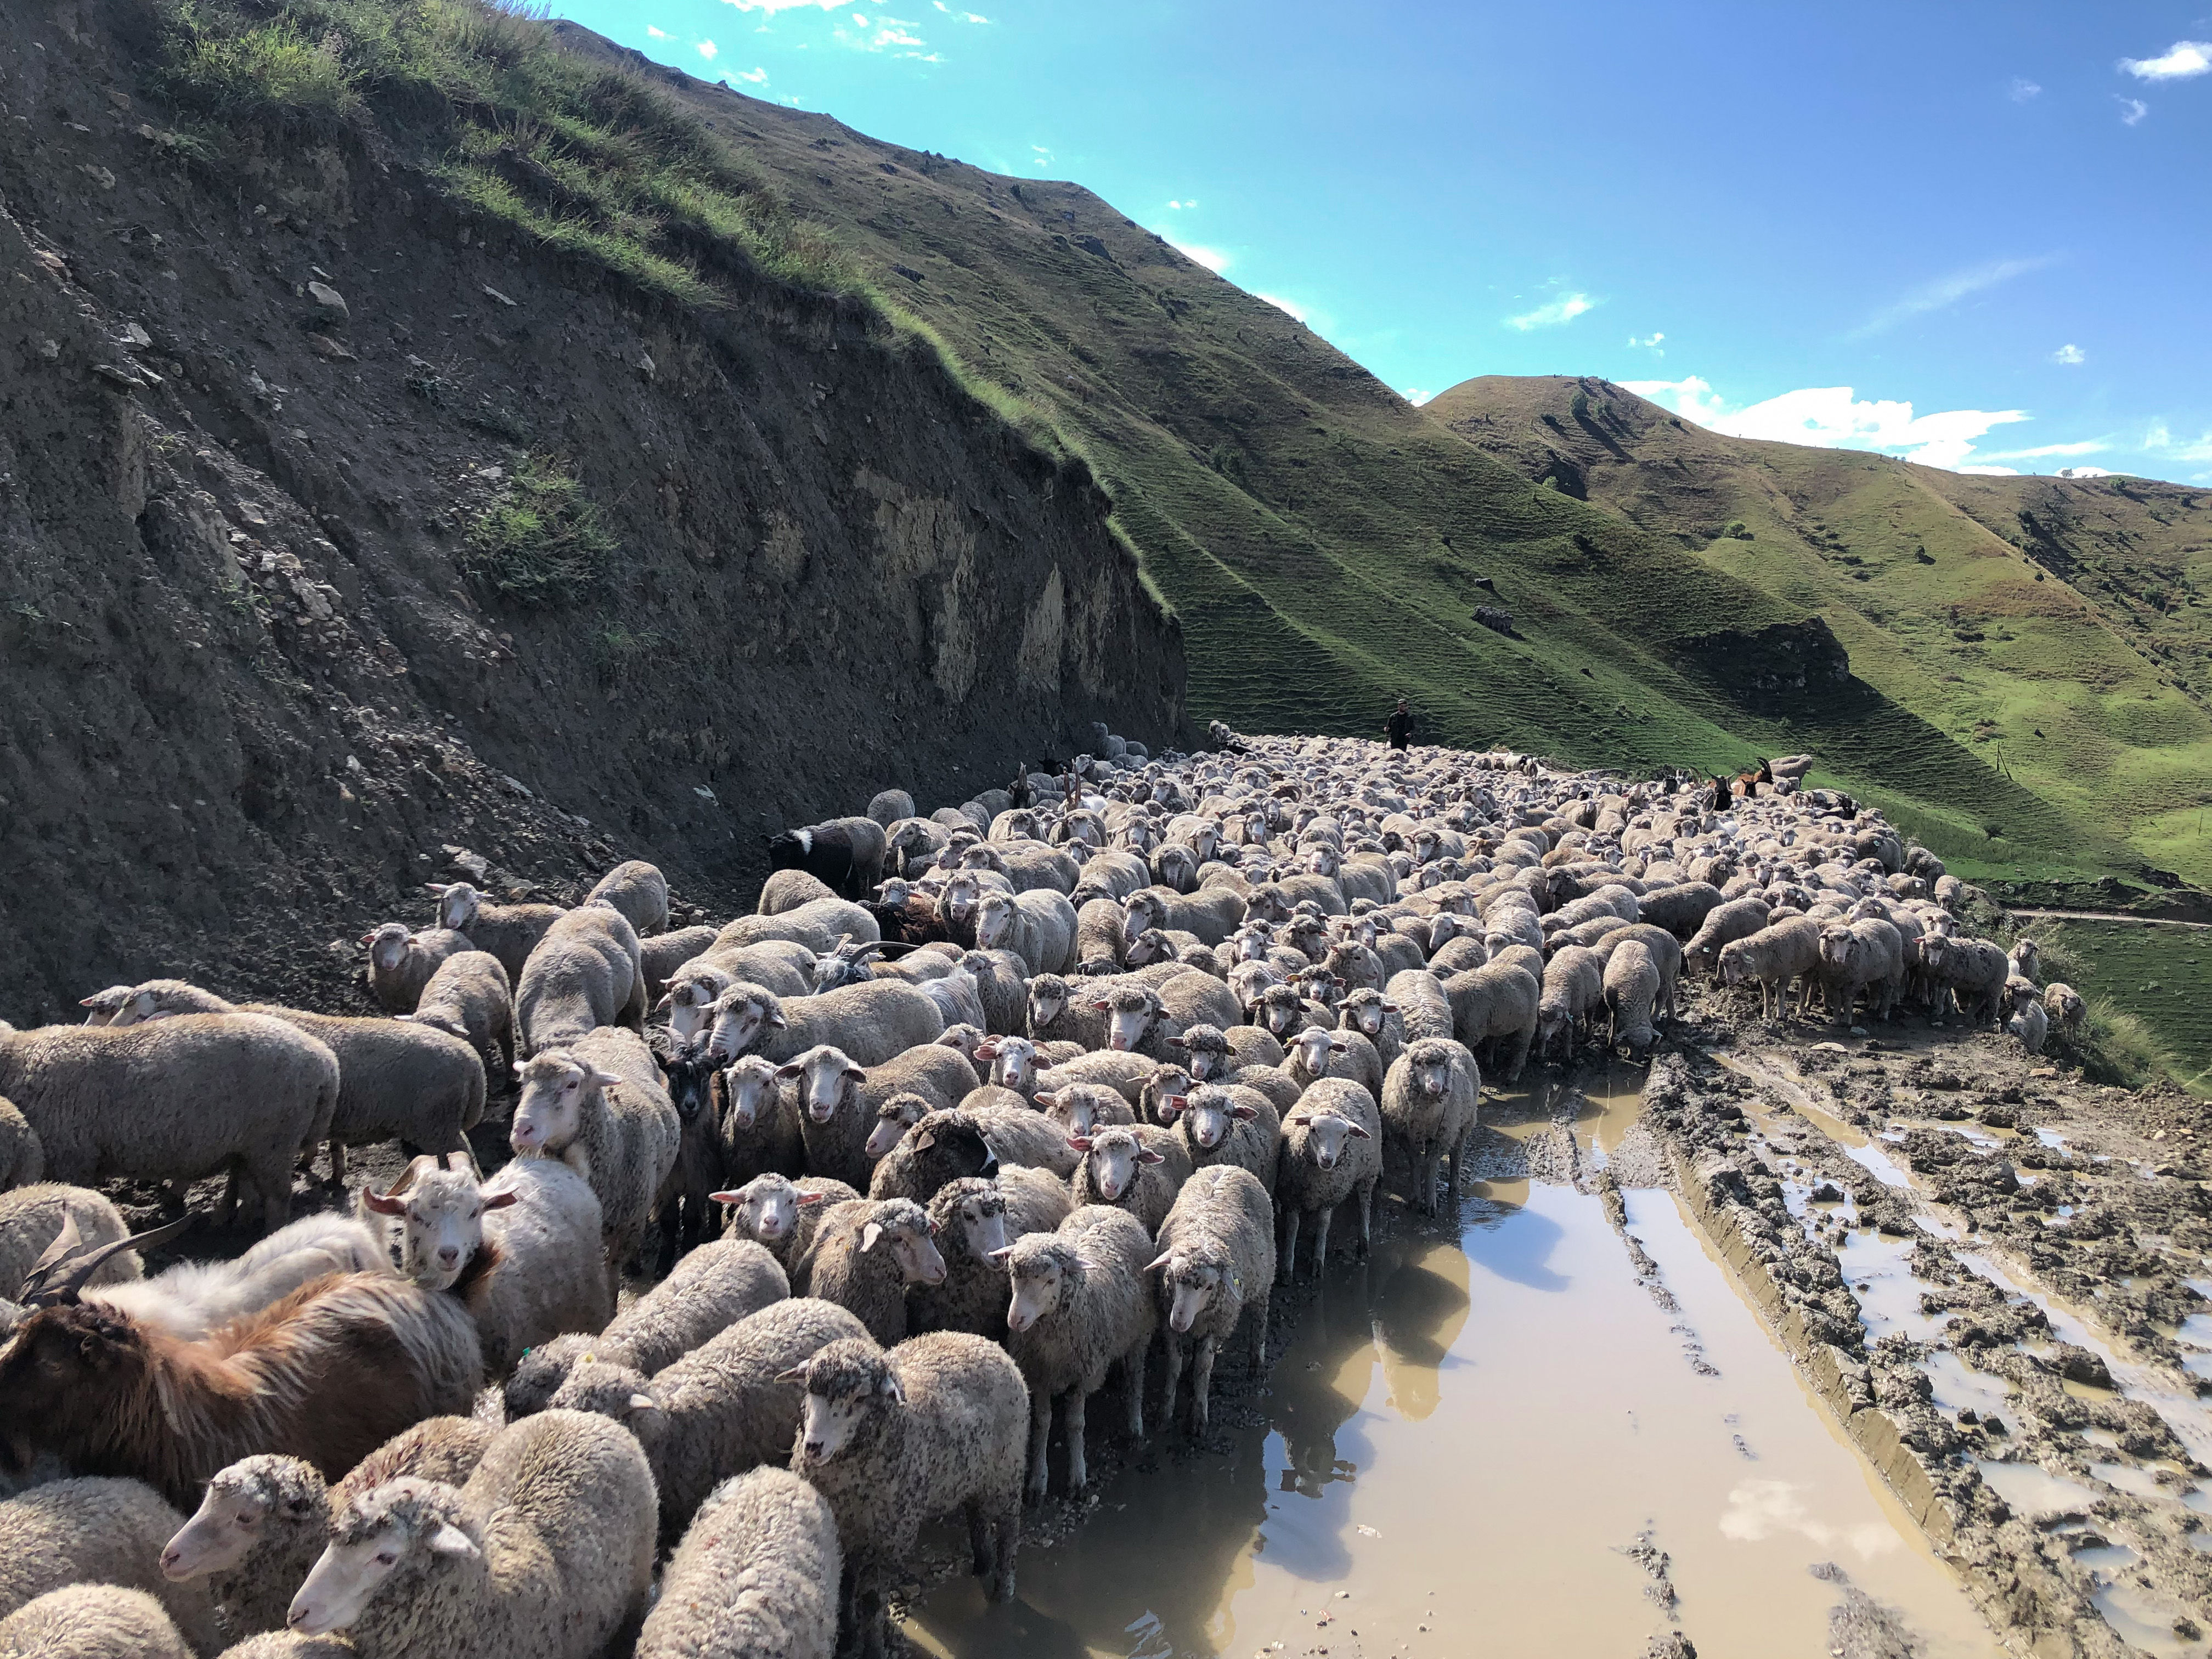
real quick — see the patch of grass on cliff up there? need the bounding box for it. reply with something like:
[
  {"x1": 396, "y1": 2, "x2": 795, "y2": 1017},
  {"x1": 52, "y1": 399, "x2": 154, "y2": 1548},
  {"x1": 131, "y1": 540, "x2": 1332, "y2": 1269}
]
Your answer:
[
  {"x1": 460, "y1": 454, "x2": 616, "y2": 606},
  {"x1": 151, "y1": 0, "x2": 861, "y2": 304}
]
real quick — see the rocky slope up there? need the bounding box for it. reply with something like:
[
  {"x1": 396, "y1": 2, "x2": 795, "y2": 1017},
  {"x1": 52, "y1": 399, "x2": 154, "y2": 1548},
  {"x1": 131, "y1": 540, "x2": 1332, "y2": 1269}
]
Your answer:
[{"x1": 0, "y1": 0, "x2": 1181, "y2": 1021}]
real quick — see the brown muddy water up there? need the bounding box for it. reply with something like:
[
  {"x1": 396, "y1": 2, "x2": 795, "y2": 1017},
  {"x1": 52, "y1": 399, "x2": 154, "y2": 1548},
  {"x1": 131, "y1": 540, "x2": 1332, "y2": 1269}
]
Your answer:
[{"x1": 905, "y1": 1071, "x2": 2004, "y2": 1659}]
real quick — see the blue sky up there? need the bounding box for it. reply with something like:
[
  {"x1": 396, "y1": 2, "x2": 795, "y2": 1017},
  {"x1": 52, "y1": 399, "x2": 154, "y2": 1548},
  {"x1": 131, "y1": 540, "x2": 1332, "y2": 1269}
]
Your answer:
[{"x1": 550, "y1": 0, "x2": 2212, "y2": 484}]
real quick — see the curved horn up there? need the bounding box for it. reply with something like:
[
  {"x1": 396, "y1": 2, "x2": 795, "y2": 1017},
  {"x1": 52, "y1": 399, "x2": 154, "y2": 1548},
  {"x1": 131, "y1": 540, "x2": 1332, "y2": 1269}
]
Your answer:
[{"x1": 22, "y1": 1211, "x2": 196, "y2": 1306}]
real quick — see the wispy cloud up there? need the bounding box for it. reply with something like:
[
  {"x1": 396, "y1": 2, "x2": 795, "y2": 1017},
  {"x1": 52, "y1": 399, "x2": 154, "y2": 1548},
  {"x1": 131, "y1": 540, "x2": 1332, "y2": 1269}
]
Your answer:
[
  {"x1": 731, "y1": 65, "x2": 768, "y2": 82},
  {"x1": 697, "y1": 38, "x2": 719, "y2": 58},
  {"x1": 833, "y1": 11, "x2": 936, "y2": 55},
  {"x1": 931, "y1": 0, "x2": 990, "y2": 18},
  {"x1": 722, "y1": 0, "x2": 850, "y2": 10},
  {"x1": 1402, "y1": 388, "x2": 1435, "y2": 406},
  {"x1": 1169, "y1": 241, "x2": 1230, "y2": 273},
  {"x1": 1849, "y1": 255, "x2": 2056, "y2": 338},
  {"x1": 2119, "y1": 97, "x2": 2149, "y2": 125},
  {"x1": 1627, "y1": 331, "x2": 1665, "y2": 356},
  {"x1": 1623, "y1": 375, "x2": 2030, "y2": 471},
  {"x1": 2120, "y1": 40, "x2": 2211, "y2": 80},
  {"x1": 1505, "y1": 292, "x2": 1595, "y2": 331},
  {"x1": 2009, "y1": 77, "x2": 2042, "y2": 101},
  {"x1": 2052, "y1": 343, "x2": 2084, "y2": 365},
  {"x1": 1722, "y1": 1482, "x2": 1899, "y2": 1562},
  {"x1": 647, "y1": 24, "x2": 669, "y2": 37},
  {"x1": 1257, "y1": 293, "x2": 1308, "y2": 323},
  {"x1": 1165, "y1": 199, "x2": 1198, "y2": 211},
  {"x1": 1979, "y1": 439, "x2": 2107, "y2": 460},
  {"x1": 2147, "y1": 425, "x2": 2212, "y2": 463}
]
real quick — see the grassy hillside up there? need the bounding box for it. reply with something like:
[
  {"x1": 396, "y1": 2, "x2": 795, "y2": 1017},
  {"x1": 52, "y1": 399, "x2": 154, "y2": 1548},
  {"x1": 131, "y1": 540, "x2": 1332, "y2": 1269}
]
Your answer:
[
  {"x1": 537, "y1": 30, "x2": 2118, "y2": 882},
  {"x1": 1429, "y1": 376, "x2": 2212, "y2": 885}
]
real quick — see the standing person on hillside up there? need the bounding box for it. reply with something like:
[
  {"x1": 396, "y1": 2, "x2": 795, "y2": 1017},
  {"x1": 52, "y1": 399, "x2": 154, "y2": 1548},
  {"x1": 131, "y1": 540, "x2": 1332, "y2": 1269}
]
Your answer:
[{"x1": 1386, "y1": 697, "x2": 1415, "y2": 751}]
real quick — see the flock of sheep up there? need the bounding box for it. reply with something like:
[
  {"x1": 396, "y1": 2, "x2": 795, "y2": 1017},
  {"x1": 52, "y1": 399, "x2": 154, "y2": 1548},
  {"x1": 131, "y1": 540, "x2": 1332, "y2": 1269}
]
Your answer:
[{"x1": 0, "y1": 719, "x2": 2062, "y2": 1659}]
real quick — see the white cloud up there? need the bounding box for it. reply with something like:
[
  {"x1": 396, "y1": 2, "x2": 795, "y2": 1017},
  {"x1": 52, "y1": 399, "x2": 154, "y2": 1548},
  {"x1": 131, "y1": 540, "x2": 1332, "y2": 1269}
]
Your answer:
[
  {"x1": 2052, "y1": 343, "x2": 2085, "y2": 365},
  {"x1": 932, "y1": 1, "x2": 989, "y2": 17},
  {"x1": 1722, "y1": 1482, "x2": 1899, "y2": 1561},
  {"x1": 1169, "y1": 241, "x2": 1230, "y2": 273},
  {"x1": 1957, "y1": 466, "x2": 2023, "y2": 476},
  {"x1": 2146, "y1": 425, "x2": 2212, "y2": 463},
  {"x1": 1850, "y1": 255, "x2": 2056, "y2": 337},
  {"x1": 1257, "y1": 293, "x2": 1308, "y2": 323},
  {"x1": 1403, "y1": 388, "x2": 1435, "y2": 406},
  {"x1": 1980, "y1": 439, "x2": 2107, "y2": 459},
  {"x1": 647, "y1": 24, "x2": 669, "y2": 37},
  {"x1": 732, "y1": 65, "x2": 768, "y2": 82},
  {"x1": 2120, "y1": 40, "x2": 2211, "y2": 80},
  {"x1": 1624, "y1": 375, "x2": 2030, "y2": 471},
  {"x1": 1628, "y1": 331, "x2": 1665, "y2": 356},
  {"x1": 2009, "y1": 77, "x2": 2042, "y2": 101},
  {"x1": 1166, "y1": 199, "x2": 1197, "y2": 211},
  {"x1": 1505, "y1": 292, "x2": 1596, "y2": 331},
  {"x1": 697, "y1": 38, "x2": 719, "y2": 58},
  {"x1": 2119, "y1": 97, "x2": 2149, "y2": 125}
]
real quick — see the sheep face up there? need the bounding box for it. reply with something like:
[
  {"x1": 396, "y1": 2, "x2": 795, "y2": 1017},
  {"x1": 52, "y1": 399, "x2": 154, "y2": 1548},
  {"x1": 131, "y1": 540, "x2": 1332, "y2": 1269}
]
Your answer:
[
  {"x1": 778, "y1": 1046, "x2": 865, "y2": 1126},
  {"x1": 292, "y1": 1485, "x2": 478, "y2": 1637},
  {"x1": 1027, "y1": 974, "x2": 1070, "y2": 1032},
  {"x1": 975, "y1": 1035, "x2": 1039, "y2": 1093},
  {"x1": 1035, "y1": 1088, "x2": 1099, "y2": 1137},
  {"x1": 706, "y1": 986, "x2": 785, "y2": 1061},
  {"x1": 1173, "y1": 1026, "x2": 1232, "y2": 1082},
  {"x1": 163, "y1": 1460, "x2": 301, "y2": 1579},
  {"x1": 426, "y1": 883, "x2": 482, "y2": 932},
  {"x1": 663, "y1": 972, "x2": 731, "y2": 1041},
  {"x1": 1092, "y1": 990, "x2": 1163, "y2": 1053},
  {"x1": 1076, "y1": 1131, "x2": 1161, "y2": 1202},
  {"x1": 1257, "y1": 989, "x2": 1306, "y2": 1039},
  {"x1": 364, "y1": 1161, "x2": 516, "y2": 1289},
  {"x1": 1150, "y1": 1246, "x2": 1231, "y2": 1335},
  {"x1": 363, "y1": 923, "x2": 412, "y2": 974},
  {"x1": 1289, "y1": 1111, "x2": 1370, "y2": 1172},
  {"x1": 941, "y1": 1184, "x2": 1010, "y2": 1261},
  {"x1": 865, "y1": 1093, "x2": 932, "y2": 1161},
  {"x1": 78, "y1": 985, "x2": 133, "y2": 1024},
  {"x1": 791, "y1": 1351, "x2": 900, "y2": 1462},
  {"x1": 1286, "y1": 1028, "x2": 1347, "y2": 1077},
  {"x1": 939, "y1": 872, "x2": 988, "y2": 925},
  {"x1": 719, "y1": 1055, "x2": 780, "y2": 1133},
  {"x1": 1179, "y1": 1091, "x2": 1256, "y2": 1152},
  {"x1": 974, "y1": 894, "x2": 1022, "y2": 953},
  {"x1": 811, "y1": 939, "x2": 882, "y2": 992},
  {"x1": 998, "y1": 1238, "x2": 1075, "y2": 1334},
  {"x1": 1403, "y1": 1046, "x2": 1457, "y2": 1100},
  {"x1": 512, "y1": 1053, "x2": 618, "y2": 1154},
  {"x1": 1125, "y1": 929, "x2": 1175, "y2": 967},
  {"x1": 714, "y1": 1175, "x2": 821, "y2": 1245},
  {"x1": 936, "y1": 1023, "x2": 988, "y2": 1060},
  {"x1": 1340, "y1": 994, "x2": 1394, "y2": 1040},
  {"x1": 862, "y1": 1206, "x2": 945, "y2": 1286}
]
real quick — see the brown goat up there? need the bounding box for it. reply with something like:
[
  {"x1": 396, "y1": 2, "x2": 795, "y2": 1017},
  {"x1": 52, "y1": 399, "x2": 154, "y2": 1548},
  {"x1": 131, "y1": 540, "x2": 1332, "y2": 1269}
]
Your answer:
[{"x1": 0, "y1": 1271, "x2": 482, "y2": 1509}]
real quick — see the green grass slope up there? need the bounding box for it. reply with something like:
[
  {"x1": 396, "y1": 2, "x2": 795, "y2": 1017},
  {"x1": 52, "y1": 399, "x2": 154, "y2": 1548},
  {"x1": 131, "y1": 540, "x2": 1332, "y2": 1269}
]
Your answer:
[
  {"x1": 548, "y1": 32, "x2": 2103, "y2": 877},
  {"x1": 1430, "y1": 376, "x2": 2212, "y2": 885}
]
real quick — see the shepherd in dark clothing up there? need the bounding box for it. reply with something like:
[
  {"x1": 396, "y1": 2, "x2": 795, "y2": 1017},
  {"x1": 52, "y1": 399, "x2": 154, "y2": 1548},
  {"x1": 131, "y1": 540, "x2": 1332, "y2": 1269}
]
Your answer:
[{"x1": 1386, "y1": 698, "x2": 1414, "y2": 751}]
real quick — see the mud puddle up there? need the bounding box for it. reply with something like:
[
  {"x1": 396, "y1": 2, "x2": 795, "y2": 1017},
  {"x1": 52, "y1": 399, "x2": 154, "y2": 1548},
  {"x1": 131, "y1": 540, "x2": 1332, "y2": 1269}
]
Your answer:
[{"x1": 905, "y1": 1070, "x2": 2002, "y2": 1659}]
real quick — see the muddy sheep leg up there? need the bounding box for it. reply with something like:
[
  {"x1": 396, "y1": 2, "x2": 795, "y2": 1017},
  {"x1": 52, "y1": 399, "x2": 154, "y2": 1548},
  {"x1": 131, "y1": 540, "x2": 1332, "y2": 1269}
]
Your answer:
[
  {"x1": 1414, "y1": 1146, "x2": 1440, "y2": 1217},
  {"x1": 1122, "y1": 1341, "x2": 1146, "y2": 1438},
  {"x1": 1024, "y1": 1390, "x2": 1053, "y2": 1505},
  {"x1": 1192, "y1": 1333, "x2": 1220, "y2": 1435},
  {"x1": 1506, "y1": 1023, "x2": 1532, "y2": 1084},
  {"x1": 988, "y1": 1497, "x2": 1022, "y2": 1602},
  {"x1": 1311, "y1": 1203, "x2": 1334, "y2": 1276},
  {"x1": 1356, "y1": 1177, "x2": 1376, "y2": 1257},
  {"x1": 1064, "y1": 1386, "x2": 1090, "y2": 1497},
  {"x1": 966, "y1": 1499, "x2": 994, "y2": 1581},
  {"x1": 1162, "y1": 1331, "x2": 1186, "y2": 1435},
  {"x1": 1279, "y1": 1207, "x2": 1302, "y2": 1279}
]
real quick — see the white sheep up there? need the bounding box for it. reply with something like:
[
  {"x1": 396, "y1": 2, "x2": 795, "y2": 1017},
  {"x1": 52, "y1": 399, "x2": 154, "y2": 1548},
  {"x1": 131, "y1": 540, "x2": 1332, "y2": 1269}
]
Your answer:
[
  {"x1": 742, "y1": 981, "x2": 947, "y2": 1069},
  {"x1": 1276, "y1": 1077, "x2": 1381, "y2": 1274},
  {"x1": 909, "y1": 1171, "x2": 1073, "y2": 1339},
  {"x1": 712, "y1": 1173, "x2": 858, "y2": 1269},
  {"x1": 785, "y1": 1333, "x2": 1029, "y2": 1658},
  {"x1": 399, "y1": 950, "x2": 516, "y2": 1081},
  {"x1": 360, "y1": 923, "x2": 470, "y2": 1013},
  {"x1": 511, "y1": 1027, "x2": 680, "y2": 1293},
  {"x1": 363, "y1": 1152, "x2": 611, "y2": 1378},
  {"x1": 0, "y1": 1583, "x2": 193, "y2": 1659},
  {"x1": 1381, "y1": 1039, "x2": 1480, "y2": 1216},
  {"x1": 424, "y1": 883, "x2": 563, "y2": 982},
  {"x1": 0, "y1": 1477, "x2": 218, "y2": 1652},
  {"x1": 793, "y1": 1197, "x2": 946, "y2": 1345},
  {"x1": 586, "y1": 859, "x2": 672, "y2": 935},
  {"x1": 635, "y1": 1468, "x2": 840, "y2": 1659},
  {"x1": 1149, "y1": 1164, "x2": 1274, "y2": 1436},
  {"x1": 287, "y1": 1410, "x2": 656, "y2": 1659},
  {"x1": 501, "y1": 1237, "x2": 788, "y2": 1417},
  {"x1": 514, "y1": 905, "x2": 646, "y2": 1053}
]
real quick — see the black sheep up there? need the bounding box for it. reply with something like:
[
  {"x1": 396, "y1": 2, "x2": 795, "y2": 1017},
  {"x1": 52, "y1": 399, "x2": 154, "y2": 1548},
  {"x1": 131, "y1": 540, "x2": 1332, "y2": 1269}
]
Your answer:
[
  {"x1": 766, "y1": 816, "x2": 888, "y2": 900},
  {"x1": 648, "y1": 1028, "x2": 726, "y2": 1268}
]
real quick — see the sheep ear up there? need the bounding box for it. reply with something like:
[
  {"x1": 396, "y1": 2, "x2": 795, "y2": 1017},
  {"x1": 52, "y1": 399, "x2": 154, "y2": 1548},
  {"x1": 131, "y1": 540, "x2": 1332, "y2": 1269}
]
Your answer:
[
  {"x1": 1348, "y1": 1123, "x2": 1373, "y2": 1139},
  {"x1": 861, "y1": 1222, "x2": 885, "y2": 1252},
  {"x1": 511, "y1": 1061, "x2": 528, "y2": 1077},
  {"x1": 1138, "y1": 1149, "x2": 1165, "y2": 1165},
  {"x1": 775, "y1": 1064, "x2": 804, "y2": 1081},
  {"x1": 1090, "y1": 1000, "x2": 1113, "y2": 1012},
  {"x1": 1143, "y1": 1252, "x2": 1173, "y2": 1273},
  {"x1": 973, "y1": 1043, "x2": 998, "y2": 1061},
  {"x1": 880, "y1": 1373, "x2": 906, "y2": 1406},
  {"x1": 1380, "y1": 1002, "x2": 1399, "y2": 1013},
  {"x1": 844, "y1": 1067, "x2": 867, "y2": 1084},
  {"x1": 627, "y1": 1393, "x2": 657, "y2": 1413},
  {"x1": 798, "y1": 1192, "x2": 828, "y2": 1209},
  {"x1": 427, "y1": 1524, "x2": 479, "y2": 1560},
  {"x1": 986, "y1": 1246, "x2": 1014, "y2": 1265},
  {"x1": 1032, "y1": 1091, "x2": 1059, "y2": 1109},
  {"x1": 1330, "y1": 1040, "x2": 1348, "y2": 1053},
  {"x1": 1232, "y1": 1104, "x2": 1260, "y2": 1121},
  {"x1": 482, "y1": 1190, "x2": 522, "y2": 1210},
  {"x1": 708, "y1": 1190, "x2": 744, "y2": 1205},
  {"x1": 587, "y1": 1065, "x2": 624, "y2": 1088},
  {"x1": 772, "y1": 1364, "x2": 810, "y2": 1385},
  {"x1": 911, "y1": 1128, "x2": 937, "y2": 1152},
  {"x1": 362, "y1": 1186, "x2": 409, "y2": 1216},
  {"x1": 1164, "y1": 1035, "x2": 1187, "y2": 1047},
  {"x1": 1165, "y1": 1094, "x2": 1189, "y2": 1110},
  {"x1": 652, "y1": 992, "x2": 673, "y2": 1011},
  {"x1": 768, "y1": 1012, "x2": 788, "y2": 1029}
]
